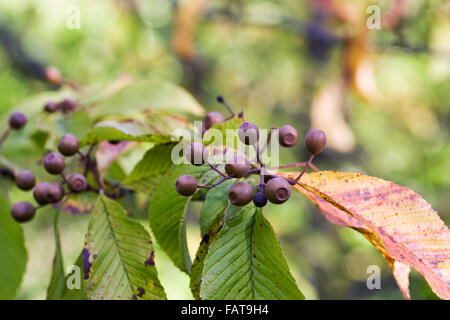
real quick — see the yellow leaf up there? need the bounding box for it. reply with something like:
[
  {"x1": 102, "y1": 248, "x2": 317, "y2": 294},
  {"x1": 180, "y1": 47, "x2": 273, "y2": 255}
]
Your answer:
[{"x1": 278, "y1": 171, "x2": 450, "y2": 300}]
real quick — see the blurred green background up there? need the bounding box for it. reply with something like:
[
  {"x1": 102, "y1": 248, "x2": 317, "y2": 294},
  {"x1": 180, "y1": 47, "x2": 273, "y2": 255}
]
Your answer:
[{"x1": 0, "y1": 0, "x2": 449, "y2": 299}]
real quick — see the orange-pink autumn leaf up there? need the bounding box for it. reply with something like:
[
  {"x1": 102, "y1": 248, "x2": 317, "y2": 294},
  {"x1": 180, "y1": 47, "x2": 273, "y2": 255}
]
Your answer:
[
  {"x1": 96, "y1": 140, "x2": 132, "y2": 179},
  {"x1": 278, "y1": 171, "x2": 450, "y2": 300}
]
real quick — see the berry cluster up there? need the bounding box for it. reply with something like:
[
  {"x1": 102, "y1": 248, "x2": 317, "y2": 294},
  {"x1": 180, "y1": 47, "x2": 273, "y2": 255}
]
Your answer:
[
  {"x1": 2, "y1": 100, "x2": 131, "y2": 224},
  {"x1": 44, "y1": 97, "x2": 77, "y2": 114},
  {"x1": 2, "y1": 106, "x2": 90, "y2": 223},
  {"x1": 10, "y1": 132, "x2": 87, "y2": 223},
  {"x1": 175, "y1": 97, "x2": 326, "y2": 208}
]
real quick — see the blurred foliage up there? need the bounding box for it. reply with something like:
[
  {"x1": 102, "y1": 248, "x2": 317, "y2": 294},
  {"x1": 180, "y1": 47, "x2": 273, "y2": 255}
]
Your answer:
[{"x1": 0, "y1": 0, "x2": 449, "y2": 299}]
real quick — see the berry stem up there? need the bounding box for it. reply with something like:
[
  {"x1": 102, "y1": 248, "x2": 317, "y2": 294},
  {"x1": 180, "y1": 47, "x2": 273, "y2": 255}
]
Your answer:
[
  {"x1": 254, "y1": 142, "x2": 263, "y2": 166},
  {"x1": 60, "y1": 172, "x2": 69, "y2": 185},
  {"x1": 267, "y1": 161, "x2": 319, "y2": 172},
  {"x1": 0, "y1": 128, "x2": 10, "y2": 148},
  {"x1": 52, "y1": 200, "x2": 66, "y2": 256},
  {"x1": 86, "y1": 183, "x2": 122, "y2": 199},
  {"x1": 82, "y1": 146, "x2": 94, "y2": 176},
  {"x1": 206, "y1": 160, "x2": 227, "y2": 178},
  {"x1": 250, "y1": 127, "x2": 275, "y2": 163},
  {"x1": 292, "y1": 154, "x2": 315, "y2": 184},
  {"x1": 217, "y1": 96, "x2": 234, "y2": 116},
  {"x1": 258, "y1": 127, "x2": 275, "y2": 156},
  {"x1": 259, "y1": 164, "x2": 265, "y2": 190},
  {"x1": 197, "y1": 176, "x2": 229, "y2": 189}
]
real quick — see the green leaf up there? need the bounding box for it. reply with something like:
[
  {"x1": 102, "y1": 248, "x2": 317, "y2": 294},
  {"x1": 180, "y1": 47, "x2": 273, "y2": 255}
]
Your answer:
[
  {"x1": 79, "y1": 121, "x2": 173, "y2": 147},
  {"x1": 200, "y1": 206, "x2": 304, "y2": 300},
  {"x1": 46, "y1": 201, "x2": 87, "y2": 300},
  {"x1": 86, "y1": 78, "x2": 205, "y2": 118},
  {"x1": 200, "y1": 179, "x2": 234, "y2": 236},
  {"x1": 84, "y1": 195, "x2": 166, "y2": 300},
  {"x1": 123, "y1": 143, "x2": 175, "y2": 193},
  {"x1": 191, "y1": 178, "x2": 234, "y2": 299},
  {"x1": 148, "y1": 164, "x2": 210, "y2": 273},
  {"x1": 79, "y1": 111, "x2": 191, "y2": 147},
  {"x1": 47, "y1": 202, "x2": 66, "y2": 300},
  {"x1": 61, "y1": 252, "x2": 88, "y2": 300},
  {"x1": 190, "y1": 214, "x2": 225, "y2": 300},
  {"x1": 0, "y1": 192, "x2": 27, "y2": 299},
  {"x1": 203, "y1": 116, "x2": 244, "y2": 147}
]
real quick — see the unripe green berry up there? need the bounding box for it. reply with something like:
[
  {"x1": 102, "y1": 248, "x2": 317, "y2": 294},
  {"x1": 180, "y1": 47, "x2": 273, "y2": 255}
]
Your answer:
[
  {"x1": 279, "y1": 125, "x2": 298, "y2": 147},
  {"x1": 175, "y1": 175, "x2": 198, "y2": 196},
  {"x1": 58, "y1": 134, "x2": 79, "y2": 156},
  {"x1": 264, "y1": 177, "x2": 292, "y2": 204},
  {"x1": 203, "y1": 112, "x2": 225, "y2": 131},
  {"x1": 67, "y1": 173, "x2": 87, "y2": 193},
  {"x1": 238, "y1": 122, "x2": 259, "y2": 145},
  {"x1": 9, "y1": 112, "x2": 27, "y2": 130},
  {"x1": 44, "y1": 152, "x2": 65, "y2": 175},
  {"x1": 11, "y1": 202, "x2": 36, "y2": 223},
  {"x1": 225, "y1": 156, "x2": 249, "y2": 178},
  {"x1": 305, "y1": 129, "x2": 326, "y2": 155},
  {"x1": 228, "y1": 182, "x2": 253, "y2": 206},
  {"x1": 185, "y1": 142, "x2": 208, "y2": 166},
  {"x1": 16, "y1": 170, "x2": 36, "y2": 191}
]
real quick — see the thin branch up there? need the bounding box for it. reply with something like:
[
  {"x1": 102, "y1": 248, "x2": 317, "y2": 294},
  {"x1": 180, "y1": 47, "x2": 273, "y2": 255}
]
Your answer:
[
  {"x1": 197, "y1": 176, "x2": 229, "y2": 189},
  {"x1": 206, "y1": 160, "x2": 227, "y2": 178},
  {"x1": 217, "y1": 96, "x2": 235, "y2": 116},
  {"x1": 290, "y1": 154, "x2": 315, "y2": 184},
  {"x1": 269, "y1": 161, "x2": 319, "y2": 172},
  {"x1": 0, "y1": 128, "x2": 10, "y2": 148}
]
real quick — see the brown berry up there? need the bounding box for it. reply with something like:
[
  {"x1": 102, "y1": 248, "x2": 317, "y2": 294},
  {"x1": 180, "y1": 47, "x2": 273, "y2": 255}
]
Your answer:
[
  {"x1": 44, "y1": 101, "x2": 59, "y2": 113},
  {"x1": 279, "y1": 125, "x2": 298, "y2": 147},
  {"x1": 175, "y1": 175, "x2": 198, "y2": 196},
  {"x1": 305, "y1": 129, "x2": 326, "y2": 155},
  {"x1": 33, "y1": 182, "x2": 51, "y2": 205},
  {"x1": 15, "y1": 170, "x2": 36, "y2": 191},
  {"x1": 225, "y1": 156, "x2": 249, "y2": 178},
  {"x1": 46, "y1": 183, "x2": 65, "y2": 203},
  {"x1": 185, "y1": 142, "x2": 208, "y2": 166},
  {"x1": 228, "y1": 182, "x2": 253, "y2": 206},
  {"x1": 203, "y1": 112, "x2": 225, "y2": 130},
  {"x1": 59, "y1": 98, "x2": 77, "y2": 114},
  {"x1": 44, "y1": 152, "x2": 65, "y2": 175},
  {"x1": 9, "y1": 112, "x2": 27, "y2": 130},
  {"x1": 11, "y1": 202, "x2": 36, "y2": 223},
  {"x1": 57, "y1": 134, "x2": 79, "y2": 156},
  {"x1": 67, "y1": 173, "x2": 87, "y2": 193},
  {"x1": 238, "y1": 122, "x2": 259, "y2": 145},
  {"x1": 264, "y1": 177, "x2": 292, "y2": 204}
]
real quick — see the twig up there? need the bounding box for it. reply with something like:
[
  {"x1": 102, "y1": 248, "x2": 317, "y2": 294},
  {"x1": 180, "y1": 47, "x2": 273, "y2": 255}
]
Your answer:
[
  {"x1": 197, "y1": 176, "x2": 229, "y2": 189},
  {"x1": 217, "y1": 96, "x2": 235, "y2": 116},
  {"x1": 268, "y1": 162, "x2": 319, "y2": 172},
  {"x1": 290, "y1": 154, "x2": 315, "y2": 184},
  {"x1": 0, "y1": 128, "x2": 10, "y2": 148},
  {"x1": 206, "y1": 160, "x2": 227, "y2": 178}
]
